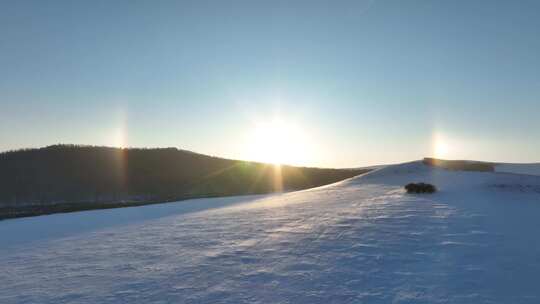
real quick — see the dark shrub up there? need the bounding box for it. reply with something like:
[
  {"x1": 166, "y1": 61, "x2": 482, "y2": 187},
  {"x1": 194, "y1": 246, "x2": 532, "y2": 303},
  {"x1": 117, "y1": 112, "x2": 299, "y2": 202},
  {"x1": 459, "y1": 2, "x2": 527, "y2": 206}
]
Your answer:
[{"x1": 405, "y1": 182, "x2": 437, "y2": 194}]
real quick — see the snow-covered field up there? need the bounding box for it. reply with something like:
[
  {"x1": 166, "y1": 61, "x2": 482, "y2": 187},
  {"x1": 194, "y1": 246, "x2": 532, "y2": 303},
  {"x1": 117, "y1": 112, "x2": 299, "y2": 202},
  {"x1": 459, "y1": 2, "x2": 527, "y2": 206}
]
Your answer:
[
  {"x1": 495, "y1": 163, "x2": 540, "y2": 176},
  {"x1": 1, "y1": 161, "x2": 540, "y2": 303}
]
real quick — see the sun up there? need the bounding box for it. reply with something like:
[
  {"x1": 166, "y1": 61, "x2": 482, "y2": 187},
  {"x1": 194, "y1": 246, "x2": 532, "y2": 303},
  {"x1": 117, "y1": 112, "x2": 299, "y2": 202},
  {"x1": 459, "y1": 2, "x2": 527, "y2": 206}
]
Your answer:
[
  {"x1": 246, "y1": 119, "x2": 308, "y2": 165},
  {"x1": 432, "y1": 132, "x2": 451, "y2": 159},
  {"x1": 435, "y1": 141, "x2": 449, "y2": 158}
]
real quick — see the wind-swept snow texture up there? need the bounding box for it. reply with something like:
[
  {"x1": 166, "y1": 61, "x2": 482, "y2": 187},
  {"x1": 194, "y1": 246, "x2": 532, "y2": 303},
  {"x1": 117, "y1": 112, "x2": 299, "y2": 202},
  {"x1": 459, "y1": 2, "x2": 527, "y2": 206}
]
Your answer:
[{"x1": 1, "y1": 161, "x2": 540, "y2": 303}]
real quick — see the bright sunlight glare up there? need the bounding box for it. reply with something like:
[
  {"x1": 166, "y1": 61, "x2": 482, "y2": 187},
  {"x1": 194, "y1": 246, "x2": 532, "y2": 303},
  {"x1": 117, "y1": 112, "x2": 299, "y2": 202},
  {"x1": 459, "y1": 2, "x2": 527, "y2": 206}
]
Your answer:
[
  {"x1": 432, "y1": 132, "x2": 453, "y2": 159},
  {"x1": 245, "y1": 119, "x2": 310, "y2": 166}
]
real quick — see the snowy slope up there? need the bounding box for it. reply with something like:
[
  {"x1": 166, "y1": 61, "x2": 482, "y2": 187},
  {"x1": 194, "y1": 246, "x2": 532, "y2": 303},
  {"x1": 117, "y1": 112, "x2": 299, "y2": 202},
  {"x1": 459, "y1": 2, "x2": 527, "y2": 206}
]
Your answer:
[
  {"x1": 495, "y1": 163, "x2": 540, "y2": 176},
  {"x1": 1, "y1": 161, "x2": 540, "y2": 303}
]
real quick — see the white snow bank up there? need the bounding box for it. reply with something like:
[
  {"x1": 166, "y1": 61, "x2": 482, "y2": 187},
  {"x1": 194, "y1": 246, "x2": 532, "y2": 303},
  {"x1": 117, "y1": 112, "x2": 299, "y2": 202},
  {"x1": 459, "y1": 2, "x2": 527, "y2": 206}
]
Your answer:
[{"x1": 0, "y1": 194, "x2": 272, "y2": 249}]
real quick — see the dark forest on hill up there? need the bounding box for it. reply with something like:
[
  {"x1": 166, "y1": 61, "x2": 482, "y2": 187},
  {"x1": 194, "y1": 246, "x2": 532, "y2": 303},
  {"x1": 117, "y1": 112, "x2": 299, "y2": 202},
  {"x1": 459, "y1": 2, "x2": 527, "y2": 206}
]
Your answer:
[{"x1": 0, "y1": 145, "x2": 369, "y2": 219}]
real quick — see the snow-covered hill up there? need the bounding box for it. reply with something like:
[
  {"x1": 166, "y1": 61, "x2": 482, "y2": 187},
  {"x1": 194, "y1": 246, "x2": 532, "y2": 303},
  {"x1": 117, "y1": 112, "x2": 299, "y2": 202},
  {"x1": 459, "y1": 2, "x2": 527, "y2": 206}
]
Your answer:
[
  {"x1": 1, "y1": 161, "x2": 539, "y2": 303},
  {"x1": 495, "y1": 163, "x2": 540, "y2": 176}
]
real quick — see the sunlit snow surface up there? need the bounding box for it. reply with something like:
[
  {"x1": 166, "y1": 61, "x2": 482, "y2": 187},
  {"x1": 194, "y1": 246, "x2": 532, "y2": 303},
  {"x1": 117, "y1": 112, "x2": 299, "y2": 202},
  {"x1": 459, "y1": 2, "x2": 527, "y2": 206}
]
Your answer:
[{"x1": 1, "y1": 162, "x2": 540, "y2": 303}]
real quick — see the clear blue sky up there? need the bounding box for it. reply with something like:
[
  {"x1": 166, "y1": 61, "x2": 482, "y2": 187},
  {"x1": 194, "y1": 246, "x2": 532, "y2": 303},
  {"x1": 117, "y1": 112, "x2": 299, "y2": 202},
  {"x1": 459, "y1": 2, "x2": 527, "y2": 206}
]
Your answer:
[{"x1": 1, "y1": 0, "x2": 539, "y2": 167}]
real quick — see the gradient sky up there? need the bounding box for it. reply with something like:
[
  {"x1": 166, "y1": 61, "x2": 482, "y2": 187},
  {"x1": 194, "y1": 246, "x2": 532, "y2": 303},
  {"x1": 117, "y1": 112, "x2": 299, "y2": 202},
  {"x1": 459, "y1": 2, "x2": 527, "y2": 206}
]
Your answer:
[{"x1": 1, "y1": 0, "x2": 539, "y2": 167}]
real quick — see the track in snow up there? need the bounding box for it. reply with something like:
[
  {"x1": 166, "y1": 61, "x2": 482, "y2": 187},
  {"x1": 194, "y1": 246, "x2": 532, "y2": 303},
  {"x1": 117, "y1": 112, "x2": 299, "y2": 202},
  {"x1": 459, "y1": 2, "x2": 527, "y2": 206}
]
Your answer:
[{"x1": 1, "y1": 162, "x2": 540, "y2": 303}]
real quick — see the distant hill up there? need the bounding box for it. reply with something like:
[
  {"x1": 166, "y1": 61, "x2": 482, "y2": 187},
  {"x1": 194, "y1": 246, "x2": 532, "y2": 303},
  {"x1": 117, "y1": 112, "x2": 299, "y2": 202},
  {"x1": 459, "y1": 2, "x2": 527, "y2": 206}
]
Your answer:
[
  {"x1": 423, "y1": 157, "x2": 540, "y2": 176},
  {"x1": 423, "y1": 157, "x2": 495, "y2": 172},
  {"x1": 0, "y1": 145, "x2": 369, "y2": 219}
]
